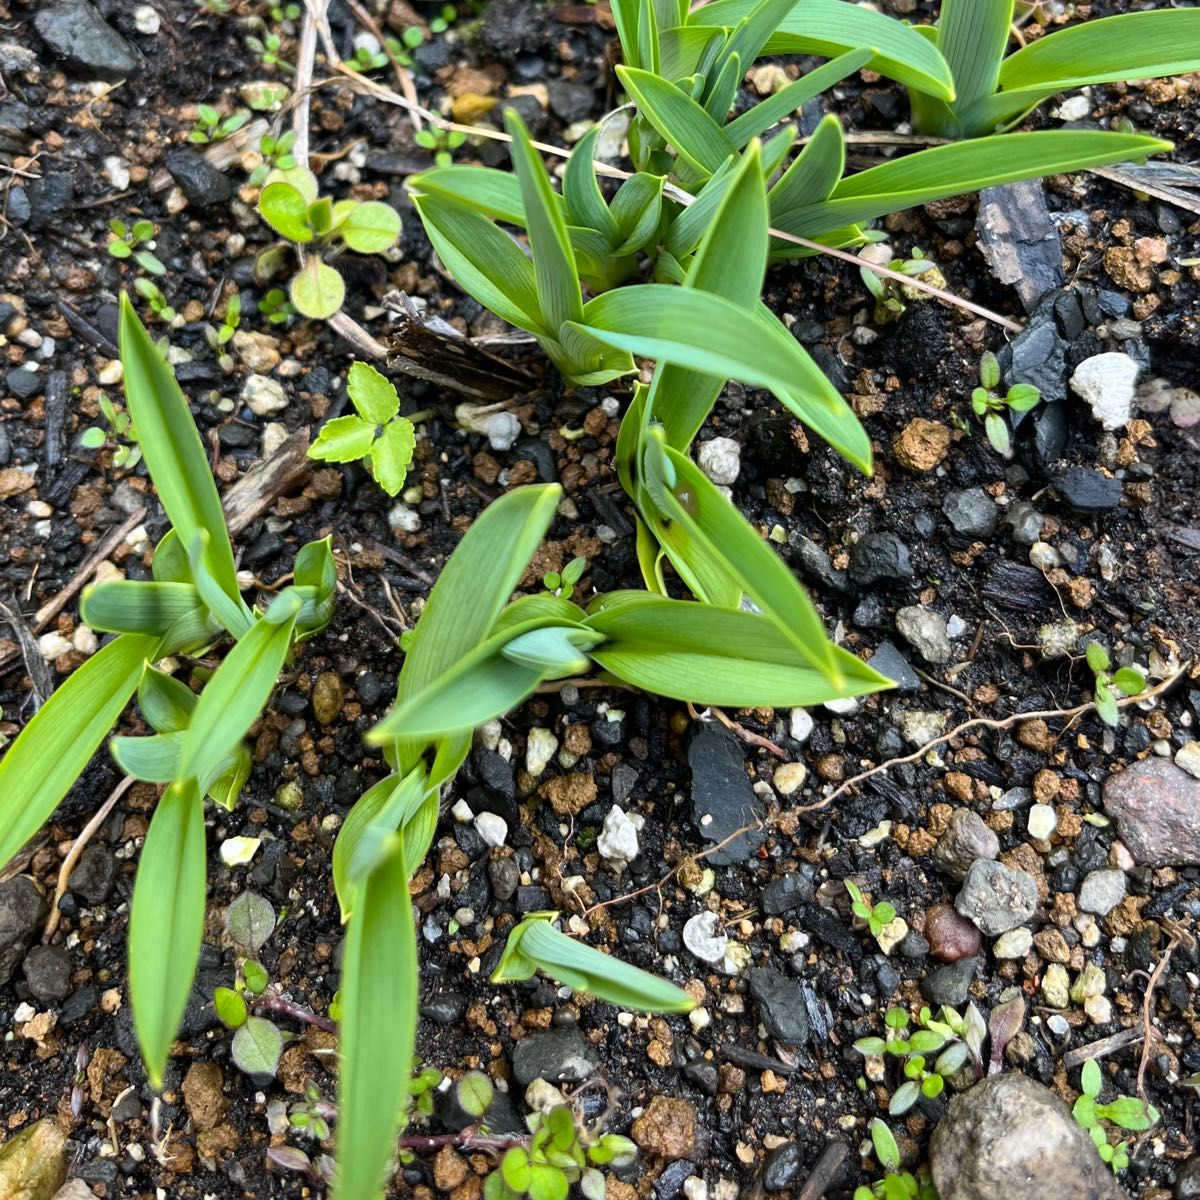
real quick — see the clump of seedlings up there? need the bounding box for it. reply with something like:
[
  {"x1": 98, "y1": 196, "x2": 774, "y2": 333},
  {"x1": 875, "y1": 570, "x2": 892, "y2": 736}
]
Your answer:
[
  {"x1": 970, "y1": 350, "x2": 1041, "y2": 456},
  {"x1": 1073, "y1": 1059, "x2": 1160, "y2": 1173}
]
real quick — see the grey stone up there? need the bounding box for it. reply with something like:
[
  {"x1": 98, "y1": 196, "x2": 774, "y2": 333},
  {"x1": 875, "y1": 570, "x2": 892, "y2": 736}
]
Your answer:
[
  {"x1": 165, "y1": 149, "x2": 232, "y2": 207},
  {"x1": 24, "y1": 173, "x2": 74, "y2": 231},
  {"x1": 763, "y1": 1142, "x2": 804, "y2": 1192},
  {"x1": 895, "y1": 606, "x2": 951, "y2": 665},
  {"x1": 0, "y1": 877, "x2": 48, "y2": 985},
  {"x1": 921, "y1": 956, "x2": 979, "y2": 1008},
  {"x1": 943, "y1": 487, "x2": 999, "y2": 538},
  {"x1": 869, "y1": 641, "x2": 920, "y2": 693},
  {"x1": 761, "y1": 871, "x2": 814, "y2": 916},
  {"x1": 976, "y1": 181, "x2": 1063, "y2": 313},
  {"x1": 934, "y1": 809, "x2": 1000, "y2": 882},
  {"x1": 1103, "y1": 758, "x2": 1200, "y2": 866},
  {"x1": 1007, "y1": 319, "x2": 1069, "y2": 406},
  {"x1": 33, "y1": 0, "x2": 141, "y2": 81},
  {"x1": 1177, "y1": 1155, "x2": 1200, "y2": 1198},
  {"x1": 790, "y1": 534, "x2": 849, "y2": 594},
  {"x1": 688, "y1": 723, "x2": 764, "y2": 865},
  {"x1": 1077, "y1": 869, "x2": 1126, "y2": 916},
  {"x1": 1003, "y1": 501, "x2": 1044, "y2": 546},
  {"x1": 749, "y1": 966, "x2": 809, "y2": 1045},
  {"x1": 955, "y1": 860, "x2": 1038, "y2": 936},
  {"x1": 848, "y1": 533, "x2": 913, "y2": 587},
  {"x1": 930, "y1": 1073, "x2": 1124, "y2": 1200},
  {"x1": 488, "y1": 858, "x2": 519, "y2": 902},
  {"x1": 22, "y1": 944, "x2": 71, "y2": 1002},
  {"x1": 1053, "y1": 467, "x2": 1122, "y2": 512},
  {"x1": 512, "y1": 1028, "x2": 600, "y2": 1087},
  {"x1": 68, "y1": 844, "x2": 116, "y2": 905},
  {"x1": 6, "y1": 367, "x2": 43, "y2": 399}
]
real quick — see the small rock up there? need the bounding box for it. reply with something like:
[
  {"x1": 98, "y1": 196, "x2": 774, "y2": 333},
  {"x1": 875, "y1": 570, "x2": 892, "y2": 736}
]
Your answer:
[
  {"x1": 955, "y1": 860, "x2": 1038, "y2": 936},
  {"x1": 311, "y1": 672, "x2": 343, "y2": 725},
  {"x1": 1052, "y1": 95, "x2": 1091, "y2": 121},
  {"x1": 475, "y1": 812, "x2": 508, "y2": 848},
  {"x1": 512, "y1": 1028, "x2": 599, "y2": 1087},
  {"x1": 697, "y1": 436, "x2": 740, "y2": 486},
  {"x1": 1027, "y1": 804, "x2": 1057, "y2": 841},
  {"x1": 901, "y1": 710, "x2": 946, "y2": 747},
  {"x1": 763, "y1": 1142, "x2": 804, "y2": 1191},
  {"x1": 876, "y1": 915, "x2": 909, "y2": 956},
  {"x1": 525, "y1": 727, "x2": 558, "y2": 777},
  {"x1": 219, "y1": 836, "x2": 260, "y2": 867},
  {"x1": 182, "y1": 1061, "x2": 227, "y2": 1131},
  {"x1": 992, "y1": 927, "x2": 1033, "y2": 959},
  {"x1": 1175, "y1": 741, "x2": 1200, "y2": 780},
  {"x1": 1004, "y1": 501, "x2": 1043, "y2": 546},
  {"x1": 165, "y1": 149, "x2": 232, "y2": 207},
  {"x1": 485, "y1": 411, "x2": 520, "y2": 452},
  {"x1": 924, "y1": 902, "x2": 982, "y2": 962},
  {"x1": 1042, "y1": 963, "x2": 1071, "y2": 1008},
  {"x1": 943, "y1": 487, "x2": 999, "y2": 538},
  {"x1": 921, "y1": 955, "x2": 978, "y2": 1008},
  {"x1": 1029, "y1": 541, "x2": 1064, "y2": 571},
  {"x1": 895, "y1": 605, "x2": 951, "y2": 664},
  {"x1": 1077, "y1": 868, "x2": 1125, "y2": 915},
  {"x1": 0, "y1": 876, "x2": 49, "y2": 985},
  {"x1": 1052, "y1": 467, "x2": 1122, "y2": 512},
  {"x1": 631, "y1": 1096, "x2": 697, "y2": 1160},
  {"x1": 231, "y1": 330, "x2": 281, "y2": 374},
  {"x1": 772, "y1": 761, "x2": 806, "y2": 796},
  {"x1": 432, "y1": 1146, "x2": 470, "y2": 1192},
  {"x1": 892, "y1": 418, "x2": 950, "y2": 472},
  {"x1": 0, "y1": 1120, "x2": 68, "y2": 1200},
  {"x1": 682, "y1": 912, "x2": 727, "y2": 964},
  {"x1": 488, "y1": 857, "x2": 519, "y2": 901},
  {"x1": 596, "y1": 805, "x2": 641, "y2": 870},
  {"x1": 761, "y1": 872, "x2": 814, "y2": 916},
  {"x1": 849, "y1": 533, "x2": 913, "y2": 587},
  {"x1": 934, "y1": 809, "x2": 1000, "y2": 882},
  {"x1": 868, "y1": 641, "x2": 920, "y2": 693},
  {"x1": 749, "y1": 966, "x2": 809, "y2": 1045},
  {"x1": 688, "y1": 724, "x2": 763, "y2": 864},
  {"x1": 67, "y1": 844, "x2": 115, "y2": 905},
  {"x1": 242, "y1": 374, "x2": 287, "y2": 416},
  {"x1": 789, "y1": 708, "x2": 813, "y2": 743},
  {"x1": 929, "y1": 1074, "x2": 1123, "y2": 1200},
  {"x1": 132, "y1": 4, "x2": 160, "y2": 34},
  {"x1": 1103, "y1": 758, "x2": 1200, "y2": 866},
  {"x1": 33, "y1": 0, "x2": 141, "y2": 81},
  {"x1": 1070, "y1": 352, "x2": 1139, "y2": 431},
  {"x1": 22, "y1": 945, "x2": 71, "y2": 1002}
]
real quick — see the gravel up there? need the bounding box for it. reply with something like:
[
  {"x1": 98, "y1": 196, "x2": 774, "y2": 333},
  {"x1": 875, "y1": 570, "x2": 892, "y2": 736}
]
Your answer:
[
  {"x1": 942, "y1": 487, "x2": 999, "y2": 537},
  {"x1": 749, "y1": 966, "x2": 810, "y2": 1045},
  {"x1": 933, "y1": 809, "x2": 1000, "y2": 882},
  {"x1": 955, "y1": 860, "x2": 1038, "y2": 936},
  {"x1": 895, "y1": 605, "x2": 952, "y2": 664},
  {"x1": 1077, "y1": 868, "x2": 1126, "y2": 915},
  {"x1": 1102, "y1": 757, "x2": 1200, "y2": 866},
  {"x1": 1070, "y1": 351, "x2": 1139, "y2": 431}
]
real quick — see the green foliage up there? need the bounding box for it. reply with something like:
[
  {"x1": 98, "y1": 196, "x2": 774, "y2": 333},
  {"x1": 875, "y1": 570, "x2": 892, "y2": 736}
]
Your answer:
[
  {"x1": 543, "y1": 556, "x2": 586, "y2": 602},
  {"x1": 860, "y1": 245, "x2": 941, "y2": 324},
  {"x1": 133, "y1": 277, "x2": 177, "y2": 323},
  {"x1": 258, "y1": 286, "x2": 295, "y2": 325},
  {"x1": 1073, "y1": 1057, "x2": 1160, "y2": 1173},
  {"x1": 250, "y1": 129, "x2": 297, "y2": 186},
  {"x1": 106, "y1": 217, "x2": 165, "y2": 276},
  {"x1": 415, "y1": 125, "x2": 467, "y2": 168},
  {"x1": 246, "y1": 29, "x2": 291, "y2": 73},
  {"x1": 256, "y1": 166, "x2": 402, "y2": 319},
  {"x1": 844, "y1": 879, "x2": 897, "y2": 937},
  {"x1": 80, "y1": 392, "x2": 142, "y2": 470},
  {"x1": 308, "y1": 362, "x2": 416, "y2": 495},
  {"x1": 189, "y1": 103, "x2": 250, "y2": 144},
  {"x1": 854, "y1": 1117, "x2": 939, "y2": 1200},
  {"x1": 970, "y1": 350, "x2": 1041, "y2": 456},
  {"x1": 1082, "y1": 641, "x2": 1146, "y2": 727}
]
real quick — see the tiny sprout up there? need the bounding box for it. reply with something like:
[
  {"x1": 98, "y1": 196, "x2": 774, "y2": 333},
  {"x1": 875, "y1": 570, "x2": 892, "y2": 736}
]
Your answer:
[
  {"x1": 188, "y1": 103, "x2": 250, "y2": 145},
  {"x1": 242, "y1": 958, "x2": 270, "y2": 994},
  {"x1": 543, "y1": 556, "x2": 587, "y2": 601},
  {"x1": 346, "y1": 43, "x2": 388, "y2": 73},
  {"x1": 456, "y1": 1070, "x2": 494, "y2": 1118},
  {"x1": 415, "y1": 125, "x2": 468, "y2": 168},
  {"x1": 249, "y1": 129, "x2": 297, "y2": 187},
  {"x1": 1084, "y1": 641, "x2": 1145, "y2": 727},
  {"x1": 106, "y1": 218, "x2": 165, "y2": 276},
  {"x1": 1073, "y1": 1057, "x2": 1159, "y2": 1174},
  {"x1": 80, "y1": 393, "x2": 142, "y2": 470},
  {"x1": 844, "y1": 878, "x2": 896, "y2": 937},
  {"x1": 258, "y1": 286, "x2": 295, "y2": 325},
  {"x1": 860, "y1": 247, "x2": 942, "y2": 323},
  {"x1": 970, "y1": 351, "x2": 1042, "y2": 456},
  {"x1": 132, "y1": 277, "x2": 176, "y2": 323}
]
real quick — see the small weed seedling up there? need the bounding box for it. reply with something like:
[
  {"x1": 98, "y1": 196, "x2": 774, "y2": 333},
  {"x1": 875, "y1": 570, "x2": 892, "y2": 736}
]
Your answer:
[
  {"x1": 246, "y1": 83, "x2": 290, "y2": 112},
  {"x1": 845, "y1": 879, "x2": 897, "y2": 938},
  {"x1": 189, "y1": 103, "x2": 250, "y2": 144},
  {"x1": 267, "y1": 0, "x2": 300, "y2": 20},
  {"x1": 106, "y1": 218, "x2": 165, "y2": 276},
  {"x1": 205, "y1": 292, "x2": 242, "y2": 367},
  {"x1": 258, "y1": 286, "x2": 295, "y2": 325},
  {"x1": 415, "y1": 126, "x2": 467, "y2": 168},
  {"x1": 308, "y1": 362, "x2": 416, "y2": 496},
  {"x1": 1085, "y1": 642, "x2": 1145, "y2": 727},
  {"x1": 860, "y1": 246, "x2": 942, "y2": 324},
  {"x1": 345, "y1": 43, "x2": 388, "y2": 73},
  {"x1": 246, "y1": 30, "x2": 290, "y2": 73},
  {"x1": 543, "y1": 556, "x2": 587, "y2": 603},
  {"x1": 1073, "y1": 1058, "x2": 1160, "y2": 1173},
  {"x1": 971, "y1": 351, "x2": 1041, "y2": 456},
  {"x1": 256, "y1": 166, "x2": 402, "y2": 319},
  {"x1": 249, "y1": 129, "x2": 297, "y2": 187},
  {"x1": 79, "y1": 393, "x2": 142, "y2": 470},
  {"x1": 854, "y1": 1118, "x2": 938, "y2": 1200},
  {"x1": 133, "y1": 277, "x2": 177, "y2": 323}
]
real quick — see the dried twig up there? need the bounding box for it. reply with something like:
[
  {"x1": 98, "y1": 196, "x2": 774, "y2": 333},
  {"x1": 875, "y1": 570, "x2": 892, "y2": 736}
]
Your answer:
[{"x1": 1136, "y1": 932, "x2": 1182, "y2": 1100}]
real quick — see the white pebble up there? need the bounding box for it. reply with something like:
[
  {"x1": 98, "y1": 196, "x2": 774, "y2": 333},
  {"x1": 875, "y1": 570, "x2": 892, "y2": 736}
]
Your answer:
[
  {"x1": 72, "y1": 625, "x2": 98, "y2": 656},
  {"x1": 219, "y1": 836, "x2": 261, "y2": 867},
  {"x1": 486, "y1": 411, "x2": 521, "y2": 452},
  {"x1": 450, "y1": 799, "x2": 474, "y2": 823},
  {"x1": 525, "y1": 727, "x2": 559, "y2": 778},
  {"x1": 789, "y1": 708, "x2": 814, "y2": 743},
  {"x1": 242, "y1": 373, "x2": 288, "y2": 416},
  {"x1": 683, "y1": 911, "x2": 728, "y2": 964},
  {"x1": 1027, "y1": 803, "x2": 1057, "y2": 841},
  {"x1": 388, "y1": 503, "x2": 421, "y2": 534},
  {"x1": 133, "y1": 4, "x2": 160, "y2": 34},
  {"x1": 596, "y1": 805, "x2": 642, "y2": 870},
  {"x1": 773, "y1": 761, "x2": 807, "y2": 796},
  {"x1": 474, "y1": 811, "x2": 508, "y2": 848},
  {"x1": 1052, "y1": 94, "x2": 1091, "y2": 122},
  {"x1": 261, "y1": 421, "x2": 289, "y2": 457},
  {"x1": 1175, "y1": 740, "x2": 1200, "y2": 780},
  {"x1": 697, "y1": 436, "x2": 741, "y2": 486},
  {"x1": 38, "y1": 632, "x2": 72, "y2": 661},
  {"x1": 1070, "y1": 352, "x2": 1140, "y2": 431}
]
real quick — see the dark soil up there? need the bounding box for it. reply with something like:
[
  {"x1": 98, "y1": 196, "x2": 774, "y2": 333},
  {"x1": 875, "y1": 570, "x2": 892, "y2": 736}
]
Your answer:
[{"x1": 1, "y1": 1, "x2": 1199, "y2": 1198}]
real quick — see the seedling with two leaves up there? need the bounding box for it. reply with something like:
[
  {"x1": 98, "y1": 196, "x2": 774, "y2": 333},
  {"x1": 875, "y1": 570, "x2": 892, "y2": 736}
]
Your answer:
[
  {"x1": 308, "y1": 361, "x2": 416, "y2": 496},
  {"x1": 854, "y1": 1118, "x2": 938, "y2": 1200},
  {"x1": 188, "y1": 103, "x2": 250, "y2": 144},
  {"x1": 1073, "y1": 1058, "x2": 1160, "y2": 1173},
  {"x1": 860, "y1": 245, "x2": 941, "y2": 324},
  {"x1": 971, "y1": 350, "x2": 1041, "y2": 456},
  {"x1": 844, "y1": 879, "x2": 896, "y2": 938},
  {"x1": 1085, "y1": 642, "x2": 1145, "y2": 728},
  {"x1": 79, "y1": 393, "x2": 142, "y2": 470},
  {"x1": 256, "y1": 165, "x2": 402, "y2": 318},
  {"x1": 248, "y1": 129, "x2": 297, "y2": 187},
  {"x1": 106, "y1": 218, "x2": 165, "y2": 276}
]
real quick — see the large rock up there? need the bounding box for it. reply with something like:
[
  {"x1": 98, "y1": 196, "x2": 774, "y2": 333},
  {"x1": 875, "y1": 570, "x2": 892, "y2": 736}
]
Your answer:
[
  {"x1": 33, "y1": 0, "x2": 141, "y2": 81},
  {"x1": 1103, "y1": 758, "x2": 1200, "y2": 866},
  {"x1": 955, "y1": 860, "x2": 1037, "y2": 936},
  {"x1": 0, "y1": 1120, "x2": 68, "y2": 1200},
  {"x1": 688, "y1": 723, "x2": 763, "y2": 865},
  {"x1": 930, "y1": 1073, "x2": 1123, "y2": 1200},
  {"x1": 0, "y1": 877, "x2": 48, "y2": 985}
]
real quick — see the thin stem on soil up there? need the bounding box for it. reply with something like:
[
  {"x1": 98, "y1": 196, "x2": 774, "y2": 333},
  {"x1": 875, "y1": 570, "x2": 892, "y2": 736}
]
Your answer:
[{"x1": 255, "y1": 990, "x2": 338, "y2": 1033}]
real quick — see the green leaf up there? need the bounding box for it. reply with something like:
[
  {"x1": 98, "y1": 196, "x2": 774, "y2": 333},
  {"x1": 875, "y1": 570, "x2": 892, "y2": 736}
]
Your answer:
[
  {"x1": 214, "y1": 986, "x2": 248, "y2": 1028},
  {"x1": 337, "y1": 839, "x2": 418, "y2": 1200},
  {"x1": 504, "y1": 108, "x2": 583, "y2": 332},
  {"x1": 257, "y1": 180, "x2": 314, "y2": 243},
  {"x1": 562, "y1": 127, "x2": 620, "y2": 241},
  {"x1": 337, "y1": 201, "x2": 402, "y2": 253},
  {"x1": 1086, "y1": 642, "x2": 1111, "y2": 674},
  {"x1": 984, "y1": 411, "x2": 1010, "y2": 456},
  {"x1": 908, "y1": 1029, "x2": 948, "y2": 1053},
  {"x1": 408, "y1": 165, "x2": 533, "y2": 226},
  {"x1": 137, "y1": 664, "x2": 196, "y2": 733},
  {"x1": 241, "y1": 960, "x2": 269, "y2": 994},
  {"x1": 226, "y1": 891, "x2": 276, "y2": 951},
  {"x1": 119, "y1": 295, "x2": 242, "y2": 608},
  {"x1": 232, "y1": 1015, "x2": 284, "y2": 1076},
  {"x1": 80, "y1": 580, "x2": 207, "y2": 640},
  {"x1": 870, "y1": 1119, "x2": 901, "y2": 1171},
  {"x1": 855, "y1": 1037, "x2": 888, "y2": 1056},
  {"x1": 937, "y1": 0, "x2": 1014, "y2": 113},
  {"x1": 1081, "y1": 1058, "x2": 1102, "y2": 1098},
  {"x1": 109, "y1": 731, "x2": 185, "y2": 782},
  {"x1": 616, "y1": 66, "x2": 736, "y2": 179},
  {"x1": 0, "y1": 632, "x2": 158, "y2": 870},
  {"x1": 347, "y1": 361, "x2": 400, "y2": 424},
  {"x1": 494, "y1": 913, "x2": 695, "y2": 1013},
  {"x1": 1112, "y1": 667, "x2": 1144, "y2": 697},
  {"x1": 889, "y1": 1079, "x2": 921, "y2": 1115},
  {"x1": 290, "y1": 257, "x2": 345, "y2": 320},
  {"x1": 694, "y1": 0, "x2": 955, "y2": 100},
  {"x1": 770, "y1": 114, "x2": 845, "y2": 214},
  {"x1": 528, "y1": 1164, "x2": 569, "y2": 1200},
  {"x1": 178, "y1": 604, "x2": 298, "y2": 784},
  {"x1": 187, "y1": 530, "x2": 253, "y2": 640},
  {"x1": 412, "y1": 193, "x2": 546, "y2": 334},
  {"x1": 309, "y1": 414, "x2": 377, "y2": 464},
  {"x1": 585, "y1": 592, "x2": 887, "y2": 707},
  {"x1": 1094, "y1": 679, "x2": 1118, "y2": 728},
  {"x1": 369, "y1": 418, "x2": 415, "y2": 496},
  {"x1": 502, "y1": 1147, "x2": 533, "y2": 1192},
  {"x1": 457, "y1": 1071, "x2": 494, "y2": 1118},
  {"x1": 129, "y1": 780, "x2": 207, "y2": 1088},
  {"x1": 610, "y1": 172, "x2": 665, "y2": 253}
]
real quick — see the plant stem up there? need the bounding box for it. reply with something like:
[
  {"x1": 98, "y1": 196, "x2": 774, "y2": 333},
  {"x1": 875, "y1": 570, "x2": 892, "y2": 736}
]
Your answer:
[{"x1": 254, "y1": 991, "x2": 337, "y2": 1033}]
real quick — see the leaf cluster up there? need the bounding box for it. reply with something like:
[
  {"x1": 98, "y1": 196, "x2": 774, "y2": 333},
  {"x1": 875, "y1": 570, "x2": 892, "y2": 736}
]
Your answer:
[
  {"x1": 189, "y1": 103, "x2": 250, "y2": 144},
  {"x1": 1073, "y1": 1058, "x2": 1160, "y2": 1173},
  {"x1": 79, "y1": 393, "x2": 142, "y2": 470},
  {"x1": 853, "y1": 1119, "x2": 938, "y2": 1200},
  {"x1": 844, "y1": 879, "x2": 897, "y2": 937},
  {"x1": 970, "y1": 351, "x2": 1041, "y2": 456},
  {"x1": 1084, "y1": 642, "x2": 1145, "y2": 727},
  {"x1": 107, "y1": 217, "x2": 165, "y2": 276}
]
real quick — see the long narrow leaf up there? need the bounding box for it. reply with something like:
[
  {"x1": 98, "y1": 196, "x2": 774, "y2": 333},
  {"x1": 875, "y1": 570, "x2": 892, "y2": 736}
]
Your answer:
[
  {"x1": 129, "y1": 779, "x2": 207, "y2": 1088},
  {"x1": 118, "y1": 295, "x2": 241, "y2": 607},
  {"x1": 937, "y1": 0, "x2": 1013, "y2": 112},
  {"x1": 769, "y1": 114, "x2": 845, "y2": 212},
  {"x1": 563, "y1": 128, "x2": 620, "y2": 239},
  {"x1": 337, "y1": 839, "x2": 418, "y2": 1200},
  {"x1": 81, "y1": 580, "x2": 207, "y2": 638},
  {"x1": 0, "y1": 632, "x2": 158, "y2": 869}
]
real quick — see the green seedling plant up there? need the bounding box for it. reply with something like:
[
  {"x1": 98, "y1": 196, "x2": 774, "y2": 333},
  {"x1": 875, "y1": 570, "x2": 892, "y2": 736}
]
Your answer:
[
  {"x1": 543, "y1": 556, "x2": 586, "y2": 603},
  {"x1": 267, "y1": 0, "x2": 300, "y2": 20},
  {"x1": 133, "y1": 277, "x2": 177, "y2": 323},
  {"x1": 854, "y1": 1119, "x2": 938, "y2": 1200},
  {"x1": 205, "y1": 293, "x2": 242, "y2": 371},
  {"x1": 1073, "y1": 1058, "x2": 1160, "y2": 1173},
  {"x1": 249, "y1": 129, "x2": 297, "y2": 187},
  {"x1": 247, "y1": 29, "x2": 290, "y2": 73},
  {"x1": 971, "y1": 350, "x2": 1041, "y2": 456},
  {"x1": 844, "y1": 879, "x2": 897, "y2": 938},
  {"x1": 308, "y1": 361, "x2": 415, "y2": 495},
  {"x1": 258, "y1": 286, "x2": 295, "y2": 325},
  {"x1": 256, "y1": 165, "x2": 402, "y2": 318},
  {"x1": 107, "y1": 218, "x2": 166, "y2": 276},
  {"x1": 1084, "y1": 642, "x2": 1145, "y2": 728},
  {"x1": 189, "y1": 103, "x2": 250, "y2": 144},
  {"x1": 415, "y1": 125, "x2": 467, "y2": 168},
  {"x1": 487, "y1": 1105, "x2": 638, "y2": 1200},
  {"x1": 345, "y1": 43, "x2": 388, "y2": 73},
  {"x1": 79, "y1": 393, "x2": 142, "y2": 470},
  {"x1": 247, "y1": 83, "x2": 290, "y2": 112},
  {"x1": 0, "y1": 295, "x2": 335, "y2": 1097},
  {"x1": 860, "y1": 246, "x2": 941, "y2": 324}
]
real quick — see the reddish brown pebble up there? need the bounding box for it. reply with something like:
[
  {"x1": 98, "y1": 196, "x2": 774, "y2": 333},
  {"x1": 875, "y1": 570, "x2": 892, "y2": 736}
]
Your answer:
[{"x1": 924, "y1": 902, "x2": 982, "y2": 962}]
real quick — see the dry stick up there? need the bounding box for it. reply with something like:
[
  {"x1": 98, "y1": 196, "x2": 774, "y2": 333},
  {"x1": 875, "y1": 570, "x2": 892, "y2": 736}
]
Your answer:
[
  {"x1": 334, "y1": 71, "x2": 1025, "y2": 333},
  {"x1": 343, "y1": 0, "x2": 422, "y2": 132},
  {"x1": 1136, "y1": 933, "x2": 1181, "y2": 1101},
  {"x1": 42, "y1": 774, "x2": 136, "y2": 942}
]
